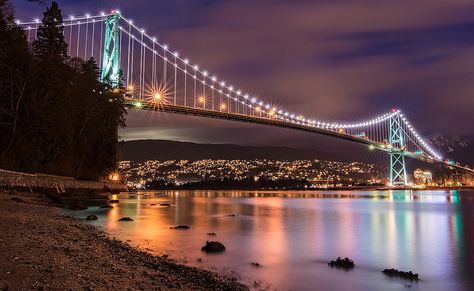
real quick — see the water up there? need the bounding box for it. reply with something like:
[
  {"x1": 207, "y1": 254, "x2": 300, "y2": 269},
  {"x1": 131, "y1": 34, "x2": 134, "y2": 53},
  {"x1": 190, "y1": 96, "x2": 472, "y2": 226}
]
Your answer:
[{"x1": 68, "y1": 190, "x2": 474, "y2": 291}]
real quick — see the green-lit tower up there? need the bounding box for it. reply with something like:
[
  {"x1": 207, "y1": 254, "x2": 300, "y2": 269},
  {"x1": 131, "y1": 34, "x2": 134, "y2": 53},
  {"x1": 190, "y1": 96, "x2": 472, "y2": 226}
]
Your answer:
[
  {"x1": 101, "y1": 12, "x2": 120, "y2": 87},
  {"x1": 389, "y1": 111, "x2": 407, "y2": 186}
]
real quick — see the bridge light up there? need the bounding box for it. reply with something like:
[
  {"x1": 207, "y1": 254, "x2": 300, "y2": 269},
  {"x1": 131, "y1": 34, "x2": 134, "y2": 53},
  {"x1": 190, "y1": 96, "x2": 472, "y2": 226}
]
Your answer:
[
  {"x1": 198, "y1": 96, "x2": 205, "y2": 104},
  {"x1": 174, "y1": 52, "x2": 179, "y2": 57},
  {"x1": 100, "y1": 12, "x2": 105, "y2": 17},
  {"x1": 368, "y1": 145, "x2": 375, "y2": 150},
  {"x1": 34, "y1": 18, "x2": 40, "y2": 23},
  {"x1": 255, "y1": 106, "x2": 261, "y2": 112},
  {"x1": 193, "y1": 65, "x2": 199, "y2": 70},
  {"x1": 154, "y1": 93, "x2": 161, "y2": 100},
  {"x1": 184, "y1": 58, "x2": 189, "y2": 64},
  {"x1": 15, "y1": 20, "x2": 21, "y2": 24},
  {"x1": 85, "y1": 13, "x2": 91, "y2": 18},
  {"x1": 127, "y1": 84, "x2": 134, "y2": 91},
  {"x1": 203, "y1": 70, "x2": 208, "y2": 76},
  {"x1": 109, "y1": 172, "x2": 120, "y2": 181},
  {"x1": 211, "y1": 76, "x2": 217, "y2": 82},
  {"x1": 134, "y1": 102, "x2": 142, "y2": 109},
  {"x1": 163, "y1": 44, "x2": 168, "y2": 50}
]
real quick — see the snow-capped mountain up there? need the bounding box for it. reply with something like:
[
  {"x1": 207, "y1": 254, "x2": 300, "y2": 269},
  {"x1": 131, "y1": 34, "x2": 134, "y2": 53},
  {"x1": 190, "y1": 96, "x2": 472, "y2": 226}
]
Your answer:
[{"x1": 429, "y1": 134, "x2": 474, "y2": 165}]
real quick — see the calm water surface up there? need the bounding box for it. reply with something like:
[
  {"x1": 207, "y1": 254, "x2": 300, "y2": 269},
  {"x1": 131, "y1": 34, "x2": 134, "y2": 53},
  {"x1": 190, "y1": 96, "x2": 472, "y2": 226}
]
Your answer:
[{"x1": 68, "y1": 190, "x2": 474, "y2": 291}]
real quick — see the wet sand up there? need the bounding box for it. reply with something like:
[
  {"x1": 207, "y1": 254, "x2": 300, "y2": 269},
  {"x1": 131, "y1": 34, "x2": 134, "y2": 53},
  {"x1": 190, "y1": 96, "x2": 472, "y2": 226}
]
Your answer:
[{"x1": 0, "y1": 191, "x2": 247, "y2": 290}]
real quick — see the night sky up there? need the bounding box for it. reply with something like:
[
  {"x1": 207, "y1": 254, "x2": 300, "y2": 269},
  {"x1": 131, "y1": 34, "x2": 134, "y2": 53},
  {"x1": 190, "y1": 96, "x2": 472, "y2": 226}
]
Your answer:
[{"x1": 13, "y1": 0, "x2": 474, "y2": 150}]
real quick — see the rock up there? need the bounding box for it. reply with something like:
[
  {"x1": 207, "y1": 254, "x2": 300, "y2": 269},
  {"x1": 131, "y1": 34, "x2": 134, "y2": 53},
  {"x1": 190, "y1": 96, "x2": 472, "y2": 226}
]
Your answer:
[
  {"x1": 150, "y1": 203, "x2": 156, "y2": 206},
  {"x1": 224, "y1": 214, "x2": 239, "y2": 217},
  {"x1": 207, "y1": 232, "x2": 217, "y2": 236},
  {"x1": 159, "y1": 203, "x2": 171, "y2": 207},
  {"x1": 99, "y1": 204, "x2": 113, "y2": 209},
  {"x1": 251, "y1": 262, "x2": 262, "y2": 268},
  {"x1": 328, "y1": 257, "x2": 355, "y2": 269},
  {"x1": 201, "y1": 241, "x2": 226, "y2": 253},
  {"x1": 118, "y1": 217, "x2": 134, "y2": 221},
  {"x1": 108, "y1": 199, "x2": 120, "y2": 204},
  {"x1": 85, "y1": 215, "x2": 98, "y2": 221},
  {"x1": 382, "y1": 268, "x2": 419, "y2": 281},
  {"x1": 170, "y1": 225, "x2": 190, "y2": 229},
  {"x1": 68, "y1": 201, "x2": 88, "y2": 210},
  {"x1": 196, "y1": 258, "x2": 202, "y2": 263},
  {"x1": 10, "y1": 197, "x2": 25, "y2": 203},
  {"x1": 8, "y1": 190, "x2": 18, "y2": 195}
]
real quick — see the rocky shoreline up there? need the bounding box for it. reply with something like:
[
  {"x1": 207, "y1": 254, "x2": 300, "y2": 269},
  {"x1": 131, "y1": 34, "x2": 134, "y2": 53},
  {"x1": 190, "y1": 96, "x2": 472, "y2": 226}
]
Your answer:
[{"x1": 0, "y1": 191, "x2": 247, "y2": 290}]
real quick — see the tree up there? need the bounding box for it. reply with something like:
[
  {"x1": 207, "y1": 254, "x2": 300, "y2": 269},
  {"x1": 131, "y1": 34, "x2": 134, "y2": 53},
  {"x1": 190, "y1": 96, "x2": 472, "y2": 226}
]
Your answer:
[
  {"x1": 33, "y1": 1, "x2": 67, "y2": 63},
  {"x1": 0, "y1": 1, "x2": 126, "y2": 180},
  {"x1": 0, "y1": 0, "x2": 32, "y2": 168}
]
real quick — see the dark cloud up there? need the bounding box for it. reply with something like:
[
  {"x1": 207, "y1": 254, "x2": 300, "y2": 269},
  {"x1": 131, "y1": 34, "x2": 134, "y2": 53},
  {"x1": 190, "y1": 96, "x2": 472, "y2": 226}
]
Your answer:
[{"x1": 12, "y1": 0, "x2": 474, "y2": 148}]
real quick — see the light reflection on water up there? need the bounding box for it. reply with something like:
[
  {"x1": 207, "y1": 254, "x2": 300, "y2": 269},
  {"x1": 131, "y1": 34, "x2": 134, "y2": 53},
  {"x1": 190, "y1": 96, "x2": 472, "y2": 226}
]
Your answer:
[{"x1": 69, "y1": 190, "x2": 474, "y2": 291}]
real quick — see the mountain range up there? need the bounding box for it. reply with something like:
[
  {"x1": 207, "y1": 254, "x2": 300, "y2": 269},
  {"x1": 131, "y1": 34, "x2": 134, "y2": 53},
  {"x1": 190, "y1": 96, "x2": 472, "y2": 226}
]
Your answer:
[
  {"x1": 119, "y1": 135, "x2": 474, "y2": 166},
  {"x1": 429, "y1": 134, "x2": 474, "y2": 166},
  {"x1": 119, "y1": 139, "x2": 343, "y2": 161}
]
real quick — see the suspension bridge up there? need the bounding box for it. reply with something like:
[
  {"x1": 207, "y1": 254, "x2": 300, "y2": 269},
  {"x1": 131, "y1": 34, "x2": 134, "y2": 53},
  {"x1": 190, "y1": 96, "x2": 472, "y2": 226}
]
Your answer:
[{"x1": 17, "y1": 10, "x2": 474, "y2": 186}]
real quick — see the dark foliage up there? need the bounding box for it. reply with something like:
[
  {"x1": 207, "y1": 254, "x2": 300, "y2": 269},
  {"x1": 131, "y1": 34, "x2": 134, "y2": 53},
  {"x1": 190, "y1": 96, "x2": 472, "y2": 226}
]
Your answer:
[
  {"x1": 0, "y1": 1, "x2": 126, "y2": 180},
  {"x1": 146, "y1": 177, "x2": 313, "y2": 190}
]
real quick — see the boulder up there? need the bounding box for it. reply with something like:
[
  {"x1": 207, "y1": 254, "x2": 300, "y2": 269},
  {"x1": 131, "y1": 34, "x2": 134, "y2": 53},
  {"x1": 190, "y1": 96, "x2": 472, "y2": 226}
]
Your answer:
[
  {"x1": 207, "y1": 232, "x2": 217, "y2": 236},
  {"x1": 85, "y1": 215, "x2": 98, "y2": 221},
  {"x1": 328, "y1": 257, "x2": 355, "y2": 269},
  {"x1": 224, "y1": 214, "x2": 239, "y2": 217},
  {"x1": 118, "y1": 217, "x2": 134, "y2": 221},
  {"x1": 108, "y1": 199, "x2": 120, "y2": 204},
  {"x1": 170, "y1": 225, "x2": 190, "y2": 229},
  {"x1": 68, "y1": 201, "x2": 88, "y2": 210},
  {"x1": 201, "y1": 241, "x2": 226, "y2": 253},
  {"x1": 159, "y1": 203, "x2": 171, "y2": 207},
  {"x1": 251, "y1": 262, "x2": 262, "y2": 268},
  {"x1": 382, "y1": 268, "x2": 419, "y2": 281},
  {"x1": 99, "y1": 204, "x2": 113, "y2": 209},
  {"x1": 150, "y1": 203, "x2": 157, "y2": 206}
]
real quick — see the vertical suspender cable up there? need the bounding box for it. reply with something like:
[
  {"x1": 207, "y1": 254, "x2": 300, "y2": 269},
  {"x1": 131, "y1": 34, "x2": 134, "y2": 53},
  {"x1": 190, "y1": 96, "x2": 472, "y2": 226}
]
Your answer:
[
  {"x1": 174, "y1": 55, "x2": 177, "y2": 105},
  {"x1": 142, "y1": 42, "x2": 146, "y2": 99},
  {"x1": 163, "y1": 47, "x2": 167, "y2": 91},
  {"x1": 76, "y1": 22, "x2": 81, "y2": 58},
  {"x1": 151, "y1": 42, "x2": 155, "y2": 89},
  {"x1": 68, "y1": 20, "x2": 73, "y2": 56},
  {"x1": 99, "y1": 21, "x2": 104, "y2": 70},
  {"x1": 90, "y1": 20, "x2": 95, "y2": 58},
  {"x1": 84, "y1": 20, "x2": 88, "y2": 59},
  {"x1": 130, "y1": 37, "x2": 134, "y2": 95},
  {"x1": 183, "y1": 64, "x2": 187, "y2": 107},
  {"x1": 119, "y1": 29, "x2": 123, "y2": 76},
  {"x1": 139, "y1": 32, "x2": 143, "y2": 99},
  {"x1": 126, "y1": 23, "x2": 131, "y2": 87}
]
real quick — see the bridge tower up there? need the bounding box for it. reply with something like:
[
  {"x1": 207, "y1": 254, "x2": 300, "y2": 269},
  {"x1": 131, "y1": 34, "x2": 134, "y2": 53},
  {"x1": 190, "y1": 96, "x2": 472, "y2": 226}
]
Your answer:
[
  {"x1": 101, "y1": 12, "x2": 120, "y2": 87},
  {"x1": 389, "y1": 111, "x2": 408, "y2": 186}
]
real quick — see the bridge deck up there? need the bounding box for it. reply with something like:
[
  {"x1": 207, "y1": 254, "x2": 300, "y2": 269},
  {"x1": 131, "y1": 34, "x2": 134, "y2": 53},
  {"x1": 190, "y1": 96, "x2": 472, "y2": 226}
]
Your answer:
[{"x1": 123, "y1": 99, "x2": 473, "y2": 174}]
